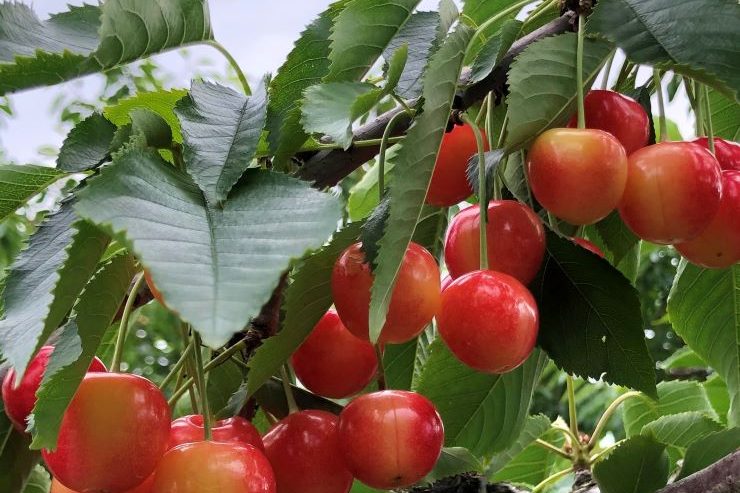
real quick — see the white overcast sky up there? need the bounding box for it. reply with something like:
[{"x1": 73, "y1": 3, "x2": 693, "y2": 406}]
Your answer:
[{"x1": 0, "y1": 0, "x2": 694, "y2": 165}]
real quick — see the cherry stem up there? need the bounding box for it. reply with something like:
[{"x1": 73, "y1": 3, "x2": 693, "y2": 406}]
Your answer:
[
  {"x1": 703, "y1": 85, "x2": 716, "y2": 154},
  {"x1": 535, "y1": 438, "x2": 572, "y2": 460},
  {"x1": 531, "y1": 467, "x2": 573, "y2": 493},
  {"x1": 462, "y1": 113, "x2": 489, "y2": 270},
  {"x1": 486, "y1": 92, "x2": 495, "y2": 150},
  {"x1": 110, "y1": 272, "x2": 145, "y2": 373},
  {"x1": 588, "y1": 391, "x2": 640, "y2": 450},
  {"x1": 391, "y1": 94, "x2": 414, "y2": 117},
  {"x1": 600, "y1": 51, "x2": 616, "y2": 90},
  {"x1": 191, "y1": 331, "x2": 212, "y2": 440},
  {"x1": 653, "y1": 69, "x2": 668, "y2": 142},
  {"x1": 576, "y1": 15, "x2": 586, "y2": 130},
  {"x1": 375, "y1": 345, "x2": 387, "y2": 391},
  {"x1": 280, "y1": 365, "x2": 299, "y2": 414},
  {"x1": 566, "y1": 376, "x2": 580, "y2": 445},
  {"x1": 179, "y1": 323, "x2": 200, "y2": 413},
  {"x1": 378, "y1": 110, "x2": 411, "y2": 202},
  {"x1": 159, "y1": 339, "x2": 195, "y2": 390},
  {"x1": 202, "y1": 40, "x2": 251, "y2": 96},
  {"x1": 475, "y1": 94, "x2": 489, "y2": 128}
]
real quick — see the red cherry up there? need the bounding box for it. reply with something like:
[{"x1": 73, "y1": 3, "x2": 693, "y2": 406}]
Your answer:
[
  {"x1": 43, "y1": 373, "x2": 170, "y2": 493},
  {"x1": 444, "y1": 201, "x2": 545, "y2": 285},
  {"x1": 291, "y1": 310, "x2": 378, "y2": 399},
  {"x1": 675, "y1": 170, "x2": 740, "y2": 268},
  {"x1": 331, "y1": 242, "x2": 441, "y2": 344},
  {"x1": 263, "y1": 410, "x2": 352, "y2": 493},
  {"x1": 144, "y1": 270, "x2": 164, "y2": 305},
  {"x1": 426, "y1": 124, "x2": 488, "y2": 207},
  {"x1": 152, "y1": 441, "x2": 275, "y2": 493},
  {"x1": 1, "y1": 346, "x2": 106, "y2": 432},
  {"x1": 572, "y1": 238, "x2": 605, "y2": 258},
  {"x1": 567, "y1": 90, "x2": 650, "y2": 154},
  {"x1": 619, "y1": 142, "x2": 722, "y2": 244},
  {"x1": 527, "y1": 128, "x2": 628, "y2": 225},
  {"x1": 437, "y1": 270, "x2": 539, "y2": 373},
  {"x1": 169, "y1": 414, "x2": 264, "y2": 451},
  {"x1": 693, "y1": 137, "x2": 740, "y2": 171},
  {"x1": 51, "y1": 476, "x2": 154, "y2": 493},
  {"x1": 338, "y1": 390, "x2": 444, "y2": 489}
]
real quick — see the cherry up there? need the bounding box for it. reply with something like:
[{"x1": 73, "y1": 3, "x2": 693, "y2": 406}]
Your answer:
[
  {"x1": 567, "y1": 90, "x2": 650, "y2": 154},
  {"x1": 263, "y1": 410, "x2": 352, "y2": 493},
  {"x1": 1, "y1": 346, "x2": 106, "y2": 432},
  {"x1": 291, "y1": 310, "x2": 378, "y2": 399},
  {"x1": 675, "y1": 170, "x2": 740, "y2": 268},
  {"x1": 426, "y1": 124, "x2": 488, "y2": 207},
  {"x1": 444, "y1": 201, "x2": 545, "y2": 285},
  {"x1": 331, "y1": 242, "x2": 441, "y2": 344},
  {"x1": 169, "y1": 414, "x2": 264, "y2": 451},
  {"x1": 437, "y1": 270, "x2": 538, "y2": 373},
  {"x1": 572, "y1": 238, "x2": 605, "y2": 258},
  {"x1": 43, "y1": 373, "x2": 170, "y2": 493},
  {"x1": 527, "y1": 128, "x2": 628, "y2": 225},
  {"x1": 144, "y1": 270, "x2": 164, "y2": 305},
  {"x1": 693, "y1": 137, "x2": 740, "y2": 171},
  {"x1": 338, "y1": 390, "x2": 443, "y2": 489},
  {"x1": 618, "y1": 142, "x2": 722, "y2": 244},
  {"x1": 51, "y1": 476, "x2": 154, "y2": 493},
  {"x1": 152, "y1": 441, "x2": 275, "y2": 493}
]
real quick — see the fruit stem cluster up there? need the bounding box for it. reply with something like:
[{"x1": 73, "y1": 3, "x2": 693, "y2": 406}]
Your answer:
[{"x1": 110, "y1": 272, "x2": 146, "y2": 373}]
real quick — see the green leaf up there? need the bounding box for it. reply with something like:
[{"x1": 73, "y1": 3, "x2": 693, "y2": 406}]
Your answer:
[
  {"x1": 207, "y1": 359, "x2": 245, "y2": 420},
  {"x1": 75, "y1": 148, "x2": 341, "y2": 348},
  {"x1": 265, "y1": 0, "x2": 349, "y2": 164},
  {"x1": 704, "y1": 374, "x2": 731, "y2": 425},
  {"x1": 383, "y1": 43, "x2": 408, "y2": 94},
  {"x1": 0, "y1": 202, "x2": 110, "y2": 379},
  {"x1": 679, "y1": 428, "x2": 740, "y2": 479},
  {"x1": 0, "y1": 408, "x2": 39, "y2": 493},
  {"x1": 505, "y1": 33, "x2": 612, "y2": 151},
  {"x1": 0, "y1": 164, "x2": 64, "y2": 221},
  {"x1": 588, "y1": 0, "x2": 740, "y2": 101},
  {"x1": 254, "y1": 378, "x2": 343, "y2": 419},
  {"x1": 668, "y1": 262, "x2": 740, "y2": 426},
  {"x1": 0, "y1": 1, "x2": 212, "y2": 96},
  {"x1": 369, "y1": 25, "x2": 472, "y2": 343},
  {"x1": 660, "y1": 347, "x2": 706, "y2": 371},
  {"x1": 462, "y1": 0, "x2": 523, "y2": 63},
  {"x1": 245, "y1": 221, "x2": 362, "y2": 398},
  {"x1": 533, "y1": 231, "x2": 656, "y2": 396},
  {"x1": 57, "y1": 113, "x2": 117, "y2": 172},
  {"x1": 21, "y1": 465, "x2": 50, "y2": 493},
  {"x1": 593, "y1": 436, "x2": 669, "y2": 493},
  {"x1": 301, "y1": 82, "x2": 382, "y2": 150},
  {"x1": 127, "y1": 108, "x2": 174, "y2": 149},
  {"x1": 622, "y1": 380, "x2": 716, "y2": 437},
  {"x1": 415, "y1": 340, "x2": 547, "y2": 456},
  {"x1": 423, "y1": 447, "x2": 483, "y2": 484},
  {"x1": 176, "y1": 78, "x2": 269, "y2": 205},
  {"x1": 104, "y1": 89, "x2": 188, "y2": 142},
  {"x1": 593, "y1": 211, "x2": 640, "y2": 265},
  {"x1": 383, "y1": 339, "x2": 417, "y2": 390},
  {"x1": 641, "y1": 411, "x2": 723, "y2": 449},
  {"x1": 501, "y1": 151, "x2": 532, "y2": 206},
  {"x1": 469, "y1": 20, "x2": 523, "y2": 84},
  {"x1": 466, "y1": 149, "x2": 506, "y2": 197},
  {"x1": 707, "y1": 88, "x2": 740, "y2": 140},
  {"x1": 30, "y1": 254, "x2": 137, "y2": 450},
  {"x1": 487, "y1": 414, "x2": 552, "y2": 476},
  {"x1": 326, "y1": 0, "x2": 420, "y2": 82}
]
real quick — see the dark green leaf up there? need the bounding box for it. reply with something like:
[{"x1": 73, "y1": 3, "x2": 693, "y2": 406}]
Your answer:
[
  {"x1": 104, "y1": 89, "x2": 188, "y2": 142},
  {"x1": 57, "y1": 113, "x2": 117, "y2": 172},
  {"x1": 360, "y1": 196, "x2": 390, "y2": 269},
  {"x1": 588, "y1": 0, "x2": 740, "y2": 100},
  {"x1": 383, "y1": 43, "x2": 407, "y2": 94},
  {"x1": 622, "y1": 83, "x2": 657, "y2": 147},
  {"x1": 0, "y1": 165, "x2": 64, "y2": 221},
  {"x1": 593, "y1": 436, "x2": 669, "y2": 493},
  {"x1": 245, "y1": 222, "x2": 362, "y2": 398},
  {"x1": 383, "y1": 338, "x2": 417, "y2": 390},
  {"x1": 176, "y1": 77, "x2": 269, "y2": 205},
  {"x1": 369, "y1": 25, "x2": 472, "y2": 343},
  {"x1": 487, "y1": 414, "x2": 551, "y2": 476},
  {"x1": 255, "y1": 377, "x2": 343, "y2": 419},
  {"x1": 593, "y1": 211, "x2": 640, "y2": 265},
  {"x1": 501, "y1": 151, "x2": 532, "y2": 206},
  {"x1": 416, "y1": 340, "x2": 547, "y2": 456},
  {"x1": 423, "y1": 448, "x2": 483, "y2": 484},
  {"x1": 466, "y1": 148, "x2": 505, "y2": 198},
  {"x1": 533, "y1": 232, "x2": 656, "y2": 396},
  {"x1": 505, "y1": 33, "x2": 612, "y2": 151},
  {"x1": 707, "y1": 88, "x2": 740, "y2": 140},
  {"x1": 207, "y1": 359, "x2": 245, "y2": 420},
  {"x1": 326, "y1": 0, "x2": 420, "y2": 82},
  {"x1": 75, "y1": 148, "x2": 341, "y2": 348},
  {"x1": 0, "y1": 202, "x2": 110, "y2": 379},
  {"x1": 679, "y1": 428, "x2": 740, "y2": 479},
  {"x1": 668, "y1": 262, "x2": 739, "y2": 426},
  {"x1": 30, "y1": 254, "x2": 137, "y2": 449},
  {"x1": 21, "y1": 466, "x2": 49, "y2": 493},
  {"x1": 641, "y1": 411, "x2": 723, "y2": 449},
  {"x1": 462, "y1": 0, "x2": 523, "y2": 63},
  {"x1": 0, "y1": 406, "x2": 39, "y2": 493},
  {"x1": 469, "y1": 20, "x2": 523, "y2": 84},
  {"x1": 128, "y1": 108, "x2": 173, "y2": 149}
]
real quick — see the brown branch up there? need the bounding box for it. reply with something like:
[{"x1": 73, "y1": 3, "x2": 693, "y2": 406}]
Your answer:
[{"x1": 658, "y1": 451, "x2": 740, "y2": 493}]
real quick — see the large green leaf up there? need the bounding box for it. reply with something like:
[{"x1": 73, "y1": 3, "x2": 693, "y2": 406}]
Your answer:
[
  {"x1": 622, "y1": 381, "x2": 716, "y2": 437},
  {"x1": 678, "y1": 428, "x2": 740, "y2": 479},
  {"x1": 0, "y1": 405, "x2": 40, "y2": 493},
  {"x1": 383, "y1": 339, "x2": 417, "y2": 391},
  {"x1": 593, "y1": 211, "x2": 640, "y2": 266},
  {"x1": 75, "y1": 148, "x2": 341, "y2": 348},
  {"x1": 668, "y1": 262, "x2": 739, "y2": 426},
  {"x1": 487, "y1": 414, "x2": 551, "y2": 476},
  {"x1": 30, "y1": 254, "x2": 137, "y2": 450},
  {"x1": 369, "y1": 25, "x2": 472, "y2": 343},
  {"x1": 0, "y1": 165, "x2": 65, "y2": 221},
  {"x1": 416, "y1": 340, "x2": 546, "y2": 456},
  {"x1": 265, "y1": 0, "x2": 349, "y2": 164},
  {"x1": 707, "y1": 88, "x2": 740, "y2": 140},
  {"x1": 505, "y1": 33, "x2": 612, "y2": 151},
  {"x1": 207, "y1": 359, "x2": 245, "y2": 420},
  {"x1": 641, "y1": 411, "x2": 723, "y2": 449},
  {"x1": 326, "y1": 0, "x2": 420, "y2": 82},
  {"x1": 104, "y1": 89, "x2": 188, "y2": 142},
  {"x1": 57, "y1": 113, "x2": 117, "y2": 172},
  {"x1": 533, "y1": 232, "x2": 656, "y2": 396},
  {"x1": 469, "y1": 19, "x2": 523, "y2": 85},
  {"x1": 588, "y1": 0, "x2": 740, "y2": 101},
  {"x1": 245, "y1": 222, "x2": 362, "y2": 398},
  {"x1": 704, "y1": 374, "x2": 731, "y2": 425},
  {"x1": 490, "y1": 428, "x2": 562, "y2": 487},
  {"x1": 21, "y1": 466, "x2": 49, "y2": 493},
  {"x1": 175, "y1": 78, "x2": 269, "y2": 205},
  {"x1": 593, "y1": 436, "x2": 669, "y2": 493},
  {"x1": 0, "y1": 202, "x2": 110, "y2": 379},
  {"x1": 0, "y1": 1, "x2": 212, "y2": 96}
]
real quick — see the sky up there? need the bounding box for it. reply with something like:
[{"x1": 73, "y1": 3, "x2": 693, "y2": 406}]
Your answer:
[{"x1": 0, "y1": 0, "x2": 695, "y2": 165}]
